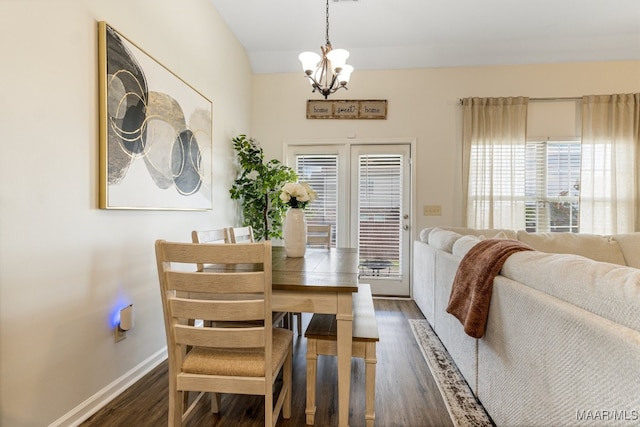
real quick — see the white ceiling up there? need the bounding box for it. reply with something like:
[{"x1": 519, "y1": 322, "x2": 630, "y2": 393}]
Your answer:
[{"x1": 210, "y1": 0, "x2": 640, "y2": 74}]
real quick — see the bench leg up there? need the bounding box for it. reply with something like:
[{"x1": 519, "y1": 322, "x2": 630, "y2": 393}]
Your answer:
[
  {"x1": 365, "y1": 342, "x2": 377, "y2": 427},
  {"x1": 306, "y1": 338, "x2": 318, "y2": 425},
  {"x1": 209, "y1": 392, "x2": 220, "y2": 414}
]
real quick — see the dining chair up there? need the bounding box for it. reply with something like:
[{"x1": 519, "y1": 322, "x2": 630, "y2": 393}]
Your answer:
[
  {"x1": 288, "y1": 224, "x2": 333, "y2": 336},
  {"x1": 226, "y1": 226, "x2": 287, "y2": 328},
  {"x1": 192, "y1": 228, "x2": 285, "y2": 328},
  {"x1": 155, "y1": 240, "x2": 292, "y2": 427},
  {"x1": 229, "y1": 226, "x2": 255, "y2": 244},
  {"x1": 191, "y1": 228, "x2": 230, "y2": 271},
  {"x1": 307, "y1": 224, "x2": 332, "y2": 248}
]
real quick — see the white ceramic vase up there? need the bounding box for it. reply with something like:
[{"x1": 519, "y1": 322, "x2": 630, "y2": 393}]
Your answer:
[{"x1": 283, "y1": 208, "x2": 307, "y2": 257}]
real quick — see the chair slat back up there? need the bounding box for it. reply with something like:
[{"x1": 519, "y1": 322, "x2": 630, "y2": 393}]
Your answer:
[
  {"x1": 229, "y1": 226, "x2": 255, "y2": 244},
  {"x1": 174, "y1": 324, "x2": 266, "y2": 349},
  {"x1": 161, "y1": 241, "x2": 266, "y2": 264},
  {"x1": 191, "y1": 228, "x2": 231, "y2": 271},
  {"x1": 155, "y1": 240, "x2": 272, "y2": 351},
  {"x1": 170, "y1": 298, "x2": 265, "y2": 322},
  {"x1": 191, "y1": 228, "x2": 230, "y2": 244},
  {"x1": 307, "y1": 224, "x2": 332, "y2": 248},
  {"x1": 165, "y1": 271, "x2": 265, "y2": 293}
]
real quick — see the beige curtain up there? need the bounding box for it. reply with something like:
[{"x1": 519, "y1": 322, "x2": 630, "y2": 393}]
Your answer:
[
  {"x1": 462, "y1": 97, "x2": 529, "y2": 229},
  {"x1": 580, "y1": 93, "x2": 640, "y2": 234}
]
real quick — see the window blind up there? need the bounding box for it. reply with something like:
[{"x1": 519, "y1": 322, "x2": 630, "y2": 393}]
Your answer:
[
  {"x1": 525, "y1": 140, "x2": 581, "y2": 232},
  {"x1": 468, "y1": 143, "x2": 527, "y2": 229}
]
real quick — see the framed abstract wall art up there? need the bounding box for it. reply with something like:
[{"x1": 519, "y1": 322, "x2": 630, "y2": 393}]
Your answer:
[{"x1": 98, "y1": 21, "x2": 213, "y2": 210}]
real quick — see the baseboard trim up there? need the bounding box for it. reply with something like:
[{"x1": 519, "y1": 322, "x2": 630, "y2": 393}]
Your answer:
[{"x1": 49, "y1": 347, "x2": 167, "y2": 427}]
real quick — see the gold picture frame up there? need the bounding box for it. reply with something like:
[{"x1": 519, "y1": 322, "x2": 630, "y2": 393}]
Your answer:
[{"x1": 98, "y1": 21, "x2": 213, "y2": 210}]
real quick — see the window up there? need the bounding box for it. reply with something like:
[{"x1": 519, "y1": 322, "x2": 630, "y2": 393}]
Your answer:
[
  {"x1": 525, "y1": 139, "x2": 581, "y2": 232},
  {"x1": 468, "y1": 143, "x2": 527, "y2": 229}
]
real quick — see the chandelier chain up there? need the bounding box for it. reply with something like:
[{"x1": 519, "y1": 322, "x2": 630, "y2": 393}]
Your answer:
[{"x1": 325, "y1": 0, "x2": 331, "y2": 46}]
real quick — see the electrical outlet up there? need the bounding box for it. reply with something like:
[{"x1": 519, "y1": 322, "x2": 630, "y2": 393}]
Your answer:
[
  {"x1": 423, "y1": 205, "x2": 442, "y2": 216},
  {"x1": 115, "y1": 327, "x2": 127, "y2": 342}
]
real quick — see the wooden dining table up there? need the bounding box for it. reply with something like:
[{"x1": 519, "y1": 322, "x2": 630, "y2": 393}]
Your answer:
[{"x1": 270, "y1": 246, "x2": 359, "y2": 427}]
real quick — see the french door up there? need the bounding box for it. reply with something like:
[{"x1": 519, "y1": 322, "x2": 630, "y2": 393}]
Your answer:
[{"x1": 288, "y1": 142, "x2": 411, "y2": 297}]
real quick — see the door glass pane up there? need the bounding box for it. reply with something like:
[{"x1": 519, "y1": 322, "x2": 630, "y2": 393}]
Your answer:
[
  {"x1": 295, "y1": 155, "x2": 338, "y2": 246},
  {"x1": 358, "y1": 154, "x2": 402, "y2": 279}
]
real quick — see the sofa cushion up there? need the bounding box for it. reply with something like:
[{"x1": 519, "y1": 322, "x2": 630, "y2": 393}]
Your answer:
[
  {"x1": 516, "y1": 231, "x2": 627, "y2": 266},
  {"x1": 428, "y1": 227, "x2": 462, "y2": 253},
  {"x1": 419, "y1": 227, "x2": 433, "y2": 243},
  {"x1": 493, "y1": 231, "x2": 511, "y2": 239},
  {"x1": 613, "y1": 233, "x2": 640, "y2": 269},
  {"x1": 452, "y1": 234, "x2": 482, "y2": 258},
  {"x1": 502, "y1": 251, "x2": 640, "y2": 332},
  {"x1": 442, "y1": 227, "x2": 517, "y2": 240}
]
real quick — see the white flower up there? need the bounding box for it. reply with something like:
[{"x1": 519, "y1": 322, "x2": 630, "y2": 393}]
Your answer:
[
  {"x1": 297, "y1": 190, "x2": 311, "y2": 202},
  {"x1": 279, "y1": 191, "x2": 291, "y2": 203},
  {"x1": 301, "y1": 182, "x2": 318, "y2": 202},
  {"x1": 280, "y1": 181, "x2": 316, "y2": 209}
]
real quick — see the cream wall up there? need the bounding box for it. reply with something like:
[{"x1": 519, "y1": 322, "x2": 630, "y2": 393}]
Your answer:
[
  {"x1": 0, "y1": 1, "x2": 252, "y2": 426},
  {"x1": 252, "y1": 61, "x2": 640, "y2": 238},
  {"x1": 1, "y1": 1, "x2": 638, "y2": 425}
]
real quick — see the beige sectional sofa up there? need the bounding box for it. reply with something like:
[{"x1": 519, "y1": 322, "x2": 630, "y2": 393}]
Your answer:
[{"x1": 413, "y1": 227, "x2": 640, "y2": 426}]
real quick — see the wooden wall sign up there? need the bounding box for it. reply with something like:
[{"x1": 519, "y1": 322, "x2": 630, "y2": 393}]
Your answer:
[{"x1": 306, "y1": 99, "x2": 387, "y2": 119}]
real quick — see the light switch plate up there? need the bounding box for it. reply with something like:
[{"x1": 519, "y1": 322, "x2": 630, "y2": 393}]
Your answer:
[{"x1": 423, "y1": 205, "x2": 442, "y2": 216}]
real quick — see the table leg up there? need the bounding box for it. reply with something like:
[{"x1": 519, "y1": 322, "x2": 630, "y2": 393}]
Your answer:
[
  {"x1": 336, "y1": 292, "x2": 354, "y2": 427},
  {"x1": 306, "y1": 338, "x2": 318, "y2": 425}
]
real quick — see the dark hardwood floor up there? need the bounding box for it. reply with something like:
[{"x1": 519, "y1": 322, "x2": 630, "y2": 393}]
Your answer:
[{"x1": 81, "y1": 299, "x2": 453, "y2": 427}]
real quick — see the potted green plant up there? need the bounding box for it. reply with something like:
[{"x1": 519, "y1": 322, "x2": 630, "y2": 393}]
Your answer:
[{"x1": 229, "y1": 134, "x2": 298, "y2": 241}]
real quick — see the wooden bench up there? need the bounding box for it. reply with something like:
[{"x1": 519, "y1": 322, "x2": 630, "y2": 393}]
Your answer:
[{"x1": 304, "y1": 283, "x2": 379, "y2": 427}]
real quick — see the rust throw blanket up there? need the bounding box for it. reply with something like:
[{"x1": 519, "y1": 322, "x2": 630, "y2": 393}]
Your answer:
[{"x1": 446, "y1": 239, "x2": 533, "y2": 338}]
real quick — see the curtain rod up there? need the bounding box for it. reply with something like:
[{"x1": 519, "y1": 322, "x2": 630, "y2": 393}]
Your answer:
[{"x1": 458, "y1": 96, "x2": 582, "y2": 104}]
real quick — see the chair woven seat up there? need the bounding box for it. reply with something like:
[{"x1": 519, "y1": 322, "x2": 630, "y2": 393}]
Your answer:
[{"x1": 183, "y1": 328, "x2": 292, "y2": 377}]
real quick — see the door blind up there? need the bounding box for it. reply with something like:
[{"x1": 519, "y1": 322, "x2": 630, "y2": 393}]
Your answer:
[
  {"x1": 295, "y1": 155, "x2": 338, "y2": 246},
  {"x1": 358, "y1": 154, "x2": 402, "y2": 279}
]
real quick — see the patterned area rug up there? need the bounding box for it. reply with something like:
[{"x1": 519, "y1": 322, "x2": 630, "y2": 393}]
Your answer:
[{"x1": 409, "y1": 319, "x2": 494, "y2": 427}]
